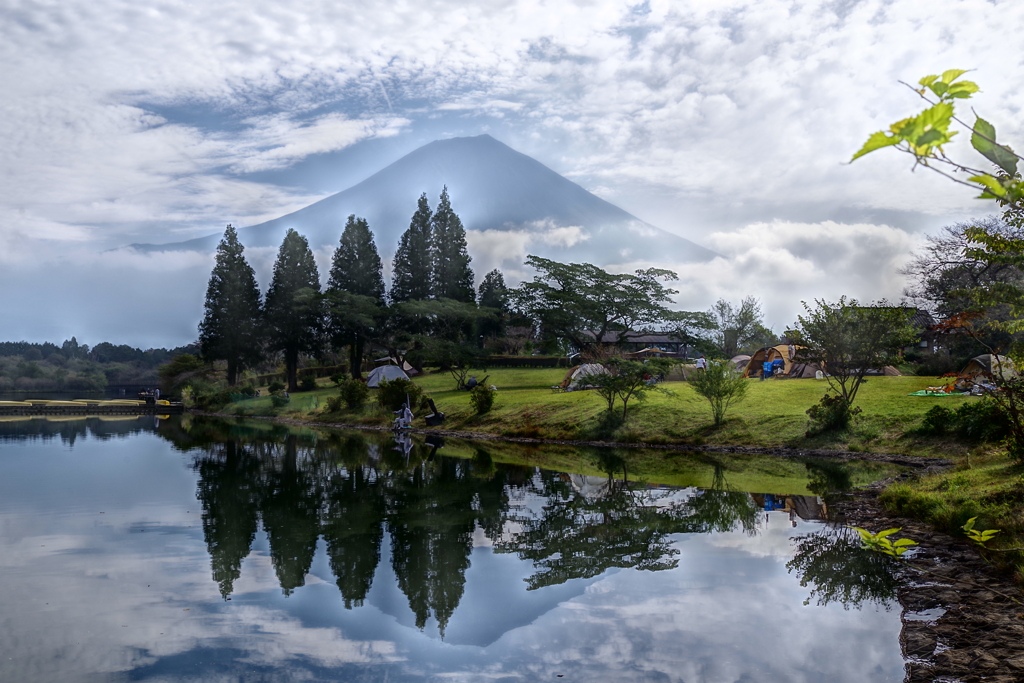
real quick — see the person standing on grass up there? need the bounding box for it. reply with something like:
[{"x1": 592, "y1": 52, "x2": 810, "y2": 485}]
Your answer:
[{"x1": 695, "y1": 355, "x2": 707, "y2": 371}]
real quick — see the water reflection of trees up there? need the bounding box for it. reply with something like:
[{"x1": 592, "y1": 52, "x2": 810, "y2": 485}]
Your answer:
[
  {"x1": 786, "y1": 526, "x2": 900, "y2": 610},
  {"x1": 178, "y1": 422, "x2": 837, "y2": 634}
]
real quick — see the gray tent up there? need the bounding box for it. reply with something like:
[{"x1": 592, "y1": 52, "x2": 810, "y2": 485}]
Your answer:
[{"x1": 367, "y1": 364, "x2": 410, "y2": 388}]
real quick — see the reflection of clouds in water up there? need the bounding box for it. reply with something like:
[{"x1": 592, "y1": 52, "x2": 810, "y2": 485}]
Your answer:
[{"x1": 0, "y1": 433, "x2": 903, "y2": 682}]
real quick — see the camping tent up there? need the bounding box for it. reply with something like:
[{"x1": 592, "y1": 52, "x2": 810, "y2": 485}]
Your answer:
[
  {"x1": 558, "y1": 363, "x2": 607, "y2": 390},
  {"x1": 730, "y1": 355, "x2": 751, "y2": 371},
  {"x1": 960, "y1": 354, "x2": 1016, "y2": 381},
  {"x1": 366, "y1": 365, "x2": 410, "y2": 388},
  {"x1": 743, "y1": 345, "x2": 804, "y2": 378},
  {"x1": 373, "y1": 356, "x2": 419, "y2": 375}
]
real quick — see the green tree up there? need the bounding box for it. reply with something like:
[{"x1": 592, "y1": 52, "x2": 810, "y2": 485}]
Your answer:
[
  {"x1": 430, "y1": 187, "x2": 475, "y2": 302},
  {"x1": 708, "y1": 297, "x2": 773, "y2": 357},
  {"x1": 792, "y1": 298, "x2": 917, "y2": 429},
  {"x1": 477, "y1": 268, "x2": 509, "y2": 339},
  {"x1": 265, "y1": 229, "x2": 324, "y2": 392},
  {"x1": 591, "y1": 358, "x2": 672, "y2": 421},
  {"x1": 197, "y1": 225, "x2": 264, "y2": 385},
  {"x1": 326, "y1": 215, "x2": 386, "y2": 379},
  {"x1": 686, "y1": 359, "x2": 749, "y2": 427},
  {"x1": 391, "y1": 194, "x2": 433, "y2": 303},
  {"x1": 512, "y1": 256, "x2": 679, "y2": 350}
]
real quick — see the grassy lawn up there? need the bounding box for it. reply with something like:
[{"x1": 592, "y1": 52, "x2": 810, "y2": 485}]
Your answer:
[{"x1": 221, "y1": 368, "x2": 978, "y2": 456}]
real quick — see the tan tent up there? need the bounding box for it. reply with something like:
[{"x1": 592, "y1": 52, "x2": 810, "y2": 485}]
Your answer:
[
  {"x1": 730, "y1": 354, "x2": 751, "y2": 371},
  {"x1": 743, "y1": 345, "x2": 803, "y2": 378},
  {"x1": 960, "y1": 354, "x2": 1016, "y2": 381}
]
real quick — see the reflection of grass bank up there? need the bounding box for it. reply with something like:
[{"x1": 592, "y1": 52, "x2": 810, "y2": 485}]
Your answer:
[{"x1": 215, "y1": 370, "x2": 979, "y2": 457}]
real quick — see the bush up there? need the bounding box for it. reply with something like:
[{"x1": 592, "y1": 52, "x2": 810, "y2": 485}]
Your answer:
[
  {"x1": 195, "y1": 389, "x2": 233, "y2": 412},
  {"x1": 324, "y1": 395, "x2": 343, "y2": 412},
  {"x1": 270, "y1": 394, "x2": 290, "y2": 408},
  {"x1": 917, "y1": 400, "x2": 1009, "y2": 442},
  {"x1": 299, "y1": 376, "x2": 318, "y2": 392},
  {"x1": 339, "y1": 379, "x2": 370, "y2": 410},
  {"x1": 806, "y1": 393, "x2": 861, "y2": 433},
  {"x1": 686, "y1": 360, "x2": 748, "y2": 427},
  {"x1": 268, "y1": 380, "x2": 285, "y2": 393},
  {"x1": 330, "y1": 372, "x2": 347, "y2": 386},
  {"x1": 376, "y1": 377, "x2": 424, "y2": 412},
  {"x1": 469, "y1": 384, "x2": 497, "y2": 414}
]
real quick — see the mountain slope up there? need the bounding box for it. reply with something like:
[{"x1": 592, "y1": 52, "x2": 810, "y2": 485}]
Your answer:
[{"x1": 132, "y1": 134, "x2": 716, "y2": 271}]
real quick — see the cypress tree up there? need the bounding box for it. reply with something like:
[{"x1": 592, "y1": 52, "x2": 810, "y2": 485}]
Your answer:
[
  {"x1": 430, "y1": 187, "x2": 475, "y2": 302},
  {"x1": 390, "y1": 194, "x2": 433, "y2": 303},
  {"x1": 326, "y1": 215, "x2": 385, "y2": 378},
  {"x1": 264, "y1": 229, "x2": 323, "y2": 392},
  {"x1": 198, "y1": 225, "x2": 263, "y2": 385},
  {"x1": 477, "y1": 268, "x2": 509, "y2": 339}
]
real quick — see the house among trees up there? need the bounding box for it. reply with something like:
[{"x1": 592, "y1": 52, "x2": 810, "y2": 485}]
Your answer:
[{"x1": 577, "y1": 330, "x2": 690, "y2": 357}]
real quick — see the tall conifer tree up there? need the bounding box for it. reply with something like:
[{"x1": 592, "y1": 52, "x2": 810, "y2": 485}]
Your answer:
[
  {"x1": 477, "y1": 269, "x2": 509, "y2": 339},
  {"x1": 198, "y1": 225, "x2": 263, "y2": 385},
  {"x1": 264, "y1": 229, "x2": 323, "y2": 392},
  {"x1": 430, "y1": 187, "x2": 475, "y2": 302},
  {"x1": 390, "y1": 194, "x2": 433, "y2": 303},
  {"x1": 326, "y1": 215, "x2": 385, "y2": 378}
]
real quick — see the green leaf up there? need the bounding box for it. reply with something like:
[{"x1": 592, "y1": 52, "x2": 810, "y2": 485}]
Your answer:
[
  {"x1": 969, "y1": 174, "x2": 1008, "y2": 198},
  {"x1": 946, "y1": 80, "x2": 979, "y2": 98},
  {"x1": 963, "y1": 516, "x2": 977, "y2": 532},
  {"x1": 928, "y1": 81, "x2": 949, "y2": 98},
  {"x1": 918, "y1": 74, "x2": 939, "y2": 87},
  {"x1": 971, "y1": 117, "x2": 1019, "y2": 176},
  {"x1": 941, "y1": 68, "x2": 969, "y2": 84},
  {"x1": 851, "y1": 131, "x2": 900, "y2": 161},
  {"x1": 876, "y1": 528, "x2": 901, "y2": 538},
  {"x1": 892, "y1": 538, "x2": 918, "y2": 547}
]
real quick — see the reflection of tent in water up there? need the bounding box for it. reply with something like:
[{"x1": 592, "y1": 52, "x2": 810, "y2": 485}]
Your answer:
[
  {"x1": 366, "y1": 365, "x2": 410, "y2": 388},
  {"x1": 560, "y1": 473, "x2": 619, "y2": 499},
  {"x1": 750, "y1": 493, "x2": 828, "y2": 522},
  {"x1": 556, "y1": 363, "x2": 606, "y2": 390},
  {"x1": 960, "y1": 354, "x2": 1016, "y2": 380}
]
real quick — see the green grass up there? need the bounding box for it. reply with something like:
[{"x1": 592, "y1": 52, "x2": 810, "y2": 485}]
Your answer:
[{"x1": 217, "y1": 369, "x2": 982, "y2": 456}]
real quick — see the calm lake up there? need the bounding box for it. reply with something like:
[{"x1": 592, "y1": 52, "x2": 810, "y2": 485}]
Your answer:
[{"x1": 1, "y1": 415, "x2": 909, "y2": 682}]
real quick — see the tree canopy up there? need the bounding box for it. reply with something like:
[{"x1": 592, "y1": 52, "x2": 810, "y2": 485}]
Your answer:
[
  {"x1": 197, "y1": 225, "x2": 263, "y2": 385},
  {"x1": 264, "y1": 229, "x2": 323, "y2": 392},
  {"x1": 512, "y1": 255, "x2": 680, "y2": 350},
  {"x1": 429, "y1": 187, "x2": 475, "y2": 303},
  {"x1": 391, "y1": 194, "x2": 433, "y2": 303}
]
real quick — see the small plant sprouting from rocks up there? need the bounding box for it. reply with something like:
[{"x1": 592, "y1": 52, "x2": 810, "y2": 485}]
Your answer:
[
  {"x1": 849, "y1": 526, "x2": 918, "y2": 558},
  {"x1": 962, "y1": 517, "x2": 1000, "y2": 547}
]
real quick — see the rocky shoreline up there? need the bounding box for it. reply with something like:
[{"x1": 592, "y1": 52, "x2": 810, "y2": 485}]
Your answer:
[{"x1": 838, "y1": 488, "x2": 1024, "y2": 682}]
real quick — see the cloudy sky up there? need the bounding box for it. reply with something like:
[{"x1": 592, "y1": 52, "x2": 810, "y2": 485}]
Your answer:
[{"x1": 3, "y1": 0, "x2": 1023, "y2": 347}]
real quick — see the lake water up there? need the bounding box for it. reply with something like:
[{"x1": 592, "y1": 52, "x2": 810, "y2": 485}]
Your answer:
[{"x1": 0, "y1": 415, "x2": 908, "y2": 682}]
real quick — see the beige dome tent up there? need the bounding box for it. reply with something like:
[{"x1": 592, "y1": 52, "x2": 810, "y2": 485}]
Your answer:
[
  {"x1": 730, "y1": 354, "x2": 751, "y2": 372},
  {"x1": 960, "y1": 354, "x2": 1016, "y2": 381},
  {"x1": 743, "y1": 345, "x2": 803, "y2": 378}
]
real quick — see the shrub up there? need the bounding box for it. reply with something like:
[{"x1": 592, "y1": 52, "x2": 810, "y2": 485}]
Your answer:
[
  {"x1": 268, "y1": 380, "x2": 285, "y2": 393},
  {"x1": 299, "y1": 376, "x2": 318, "y2": 392},
  {"x1": 270, "y1": 394, "x2": 290, "y2": 408},
  {"x1": 376, "y1": 377, "x2": 424, "y2": 412},
  {"x1": 324, "y1": 395, "x2": 343, "y2": 412},
  {"x1": 469, "y1": 384, "x2": 497, "y2": 414},
  {"x1": 686, "y1": 360, "x2": 748, "y2": 427},
  {"x1": 806, "y1": 393, "x2": 861, "y2": 433},
  {"x1": 195, "y1": 389, "x2": 233, "y2": 411},
  {"x1": 330, "y1": 372, "x2": 347, "y2": 386},
  {"x1": 921, "y1": 405, "x2": 954, "y2": 434},
  {"x1": 339, "y1": 379, "x2": 370, "y2": 410},
  {"x1": 917, "y1": 400, "x2": 1009, "y2": 442}
]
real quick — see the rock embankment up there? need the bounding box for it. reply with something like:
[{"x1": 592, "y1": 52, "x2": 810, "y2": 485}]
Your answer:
[{"x1": 840, "y1": 491, "x2": 1024, "y2": 683}]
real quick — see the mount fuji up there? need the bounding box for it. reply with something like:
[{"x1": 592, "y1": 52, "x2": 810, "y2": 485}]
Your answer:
[{"x1": 132, "y1": 134, "x2": 717, "y2": 273}]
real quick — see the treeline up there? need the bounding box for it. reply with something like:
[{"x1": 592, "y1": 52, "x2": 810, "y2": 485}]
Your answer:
[
  {"x1": 0, "y1": 337, "x2": 198, "y2": 392},
  {"x1": 197, "y1": 187, "x2": 518, "y2": 392}
]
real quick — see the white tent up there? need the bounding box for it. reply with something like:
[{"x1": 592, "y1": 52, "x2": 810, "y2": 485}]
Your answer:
[
  {"x1": 367, "y1": 365, "x2": 410, "y2": 388},
  {"x1": 569, "y1": 363, "x2": 606, "y2": 389}
]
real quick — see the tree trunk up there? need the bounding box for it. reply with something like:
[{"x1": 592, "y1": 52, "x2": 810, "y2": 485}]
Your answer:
[
  {"x1": 286, "y1": 348, "x2": 299, "y2": 393},
  {"x1": 227, "y1": 359, "x2": 238, "y2": 386},
  {"x1": 349, "y1": 336, "x2": 364, "y2": 380}
]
